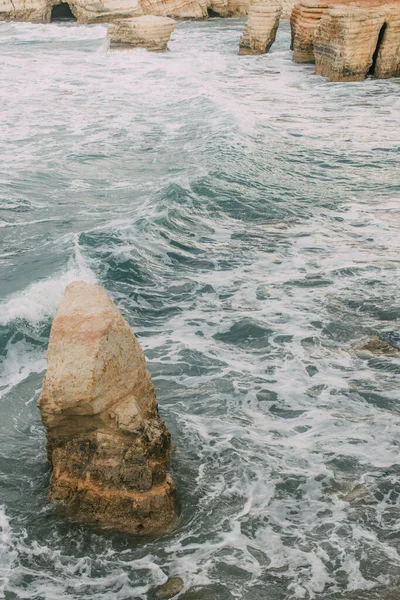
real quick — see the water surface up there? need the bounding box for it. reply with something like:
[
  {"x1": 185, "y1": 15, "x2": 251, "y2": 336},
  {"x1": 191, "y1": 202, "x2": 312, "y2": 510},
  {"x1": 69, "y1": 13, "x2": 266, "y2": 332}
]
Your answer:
[{"x1": 0, "y1": 18, "x2": 399, "y2": 600}]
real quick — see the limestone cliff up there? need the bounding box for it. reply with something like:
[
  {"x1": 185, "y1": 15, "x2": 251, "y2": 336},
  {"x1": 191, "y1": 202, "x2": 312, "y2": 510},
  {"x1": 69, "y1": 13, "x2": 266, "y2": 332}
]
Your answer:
[
  {"x1": 239, "y1": 0, "x2": 281, "y2": 54},
  {"x1": 39, "y1": 281, "x2": 177, "y2": 535},
  {"x1": 108, "y1": 15, "x2": 176, "y2": 49}
]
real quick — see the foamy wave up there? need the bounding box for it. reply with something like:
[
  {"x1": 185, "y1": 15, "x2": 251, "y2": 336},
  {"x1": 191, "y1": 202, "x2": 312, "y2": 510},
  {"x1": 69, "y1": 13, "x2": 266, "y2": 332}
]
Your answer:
[
  {"x1": 0, "y1": 506, "x2": 16, "y2": 596},
  {"x1": 0, "y1": 240, "x2": 97, "y2": 327}
]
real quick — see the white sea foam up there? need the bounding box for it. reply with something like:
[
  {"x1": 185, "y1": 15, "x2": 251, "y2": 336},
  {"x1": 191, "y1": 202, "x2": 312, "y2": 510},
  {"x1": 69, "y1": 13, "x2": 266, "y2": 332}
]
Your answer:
[{"x1": 0, "y1": 238, "x2": 96, "y2": 327}]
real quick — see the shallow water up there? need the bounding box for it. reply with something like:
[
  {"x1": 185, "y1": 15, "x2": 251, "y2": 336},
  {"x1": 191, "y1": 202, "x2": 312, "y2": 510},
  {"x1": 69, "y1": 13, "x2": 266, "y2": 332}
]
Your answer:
[{"x1": 0, "y1": 17, "x2": 399, "y2": 600}]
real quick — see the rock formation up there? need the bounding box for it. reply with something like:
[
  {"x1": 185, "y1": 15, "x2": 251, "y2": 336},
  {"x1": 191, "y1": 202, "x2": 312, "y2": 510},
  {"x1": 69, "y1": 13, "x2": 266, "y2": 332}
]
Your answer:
[
  {"x1": 141, "y1": 0, "x2": 207, "y2": 19},
  {"x1": 314, "y1": 6, "x2": 385, "y2": 81},
  {"x1": 0, "y1": 0, "x2": 296, "y2": 22},
  {"x1": 39, "y1": 281, "x2": 177, "y2": 535},
  {"x1": 108, "y1": 15, "x2": 176, "y2": 49},
  {"x1": 291, "y1": 0, "x2": 334, "y2": 63},
  {"x1": 291, "y1": 0, "x2": 400, "y2": 80},
  {"x1": 373, "y1": 6, "x2": 400, "y2": 78},
  {"x1": 239, "y1": 0, "x2": 282, "y2": 54}
]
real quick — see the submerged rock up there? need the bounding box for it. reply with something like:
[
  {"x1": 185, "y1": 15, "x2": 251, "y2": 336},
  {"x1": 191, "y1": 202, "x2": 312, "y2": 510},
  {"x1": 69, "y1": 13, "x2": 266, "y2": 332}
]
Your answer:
[
  {"x1": 154, "y1": 577, "x2": 185, "y2": 599},
  {"x1": 39, "y1": 281, "x2": 177, "y2": 535},
  {"x1": 108, "y1": 15, "x2": 176, "y2": 50},
  {"x1": 353, "y1": 335, "x2": 400, "y2": 357},
  {"x1": 239, "y1": 0, "x2": 281, "y2": 55}
]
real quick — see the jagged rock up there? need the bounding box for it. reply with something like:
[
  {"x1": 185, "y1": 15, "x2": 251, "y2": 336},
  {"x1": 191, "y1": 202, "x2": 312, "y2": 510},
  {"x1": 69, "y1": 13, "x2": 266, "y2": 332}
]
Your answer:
[
  {"x1": 108, "y1": 15, "x2": 176, "y2": 50},
  {"x1": 239, "y1": 0, "x2": 281, "y2": 54},
  {"x1": 314, "y1": 6, "x2": 386, "y2": 81},
  {"x1": 39, "y1": 281, "x2": 177, "y2": 535},
  {"x1": 373, "y1": 6, "x2": 400, "y2": 78}
]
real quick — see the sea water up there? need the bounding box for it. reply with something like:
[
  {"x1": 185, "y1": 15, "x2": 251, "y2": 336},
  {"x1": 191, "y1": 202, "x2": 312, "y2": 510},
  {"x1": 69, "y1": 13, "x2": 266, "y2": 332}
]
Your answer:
[{"x1": 0, "y1": 18, "x2": 399, "y2": 600}]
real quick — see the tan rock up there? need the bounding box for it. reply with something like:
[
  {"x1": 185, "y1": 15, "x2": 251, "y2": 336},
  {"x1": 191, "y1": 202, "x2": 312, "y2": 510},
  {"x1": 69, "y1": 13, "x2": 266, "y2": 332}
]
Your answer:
[
  {"x1": 291, "y1": 0, "x2": 400, "y2": 72},
  {"x1": 108, "y1": 14, "x2": 176, "y2": 49},
  {"x1": 373, "y1": 6, "x2": 400, "y2": 78},
  {"x1": 314, "y1": 6, "x2": 386, "y2": 81},
  {"x1": 239, "y1": 0, "x2": 281, "y2": 54},
  {"x1": 39, "y1": 281, "x2": 177, "y2": 535},
  {"x1": 291, "y1": 0, "x2": 333, "y2": 63},
  {"x1": 141, "y1": 0, "x2": 207, "y2": 19}
]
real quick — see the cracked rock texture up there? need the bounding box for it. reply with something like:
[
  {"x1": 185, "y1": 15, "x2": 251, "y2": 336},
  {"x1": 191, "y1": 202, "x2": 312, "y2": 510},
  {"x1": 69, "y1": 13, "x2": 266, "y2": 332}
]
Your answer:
[{"x1": 39, "y1": 281, "x2": 177, "y2": 535}]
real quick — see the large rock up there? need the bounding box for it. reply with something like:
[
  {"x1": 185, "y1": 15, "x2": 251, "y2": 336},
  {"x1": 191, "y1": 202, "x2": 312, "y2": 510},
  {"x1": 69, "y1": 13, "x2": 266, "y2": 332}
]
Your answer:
[
  {"x1": 291, "y1": 0, "x2": 332, "y2": 63},
  {"x1": 108, "y1": 14, "x2": 176, "y2": 49},
  {"x1": 373, "y1": 6, "x2": 400, "y2": 78},
  {"x1": 291, "y1": 0, "x2": 400, "y2": 75},
  {"x1": 239, "y1": 0, "x2": 281, "y2": 54},
  {"x1": 314, "y1": 6, "x2": 386, "y2": 81},
  {"x1": 39, "y1": 281, "x2": 177, "y2": 535}
]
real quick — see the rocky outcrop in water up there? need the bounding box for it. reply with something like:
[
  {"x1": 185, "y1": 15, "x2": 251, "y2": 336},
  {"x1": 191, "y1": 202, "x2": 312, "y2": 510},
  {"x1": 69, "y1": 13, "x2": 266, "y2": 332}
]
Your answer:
[
  {"x1": 39, "y1": 281, "x2": 177, "y2": 535},
  {"x1": 108, "y1": 15, "x2": 176, "y2": 49},
  {"x1": 290, "y1": 0, "x2": 333, "y2": 63},
  {"x1": 291, "y1": 0, "x2": 400, "y2": 80},
  {"x1": 314, "y1": 5, "x2": 400, "y2": 81},
  {"x1": 239, "y1": 0, "x2": 281, "y2": 54}
]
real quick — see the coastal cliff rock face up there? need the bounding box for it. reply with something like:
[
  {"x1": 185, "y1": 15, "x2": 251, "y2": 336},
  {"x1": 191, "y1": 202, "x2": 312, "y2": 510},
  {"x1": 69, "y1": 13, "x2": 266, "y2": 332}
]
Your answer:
[
  {"x1": 0, "y1": 0, "x2": 296, "y2": 22},
  {"x1": 373, "y1": 7, "x2": 400, "y2": 78},
  {"x1": 0, "y1": 0, "x2": 204, "y2": 22},
  {"x1": 39, "y1": 281, "x2": 177, "y2": 535},
  {"x1": 291, "y1": 0, "x2": 400, "y2": 78},
  {"x1": 314, "y1": 7, "x2": 386, "y2": 81},
  {"x1": 141, "y1": 0, "x2": 207, "y2": 19},
  {"x1": 108, "y1": 15, "x2": 176, "y2": 49},
  {"x1": 291, "y1": 0, "x2": 332, "y2": 63},
  {"x1": 239, "y1": 0, "x2": 281, "y2": 54}
]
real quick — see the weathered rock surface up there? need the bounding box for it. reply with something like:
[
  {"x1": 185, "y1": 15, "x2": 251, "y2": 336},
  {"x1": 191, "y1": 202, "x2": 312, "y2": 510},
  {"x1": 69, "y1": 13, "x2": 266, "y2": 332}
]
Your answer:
[
  {"x1": 314, "y1": 6, "x2": 386, "y2": 81},
  {"x1": 0, "y1": 0, "x2": 205, "y2": 22},
  {"x1": 239, "y1": 0, "x2": 281, "y2": 54},
  {"x1": 108, "y1": 14, "x2": 176, "y2": 49},
  {"x1": 291, "y1": 0, "x2": 400, "y2": 80},
  {"x1": 373, "y1": 6, "x2": 400, "y2": 78},
  {"x1": 39, "y1": 281, "x2": 177, "y2": 535},
  {"x1": 0, "y1": 0, "x2": 296, "y2": 22},
  {"x1": 141, "y1": 0, "x2": 207, "y2": 19},
  {"x1": 291, "y1": 0, "x2": 333, "y2": 63}
]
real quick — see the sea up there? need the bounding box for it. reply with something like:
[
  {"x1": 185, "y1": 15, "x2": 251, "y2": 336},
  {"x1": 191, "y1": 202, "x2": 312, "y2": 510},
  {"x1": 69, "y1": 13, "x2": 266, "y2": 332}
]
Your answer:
[{"x1": 0, "y1": 17, "x2": 399, "y2": 600}]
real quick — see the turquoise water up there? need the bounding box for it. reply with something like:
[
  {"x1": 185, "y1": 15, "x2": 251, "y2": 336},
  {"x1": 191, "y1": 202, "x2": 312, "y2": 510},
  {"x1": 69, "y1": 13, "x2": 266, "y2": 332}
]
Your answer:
[{"x1": 0, "y1": 18, "x2": 399, "y2": 600}]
